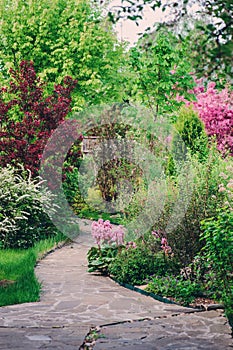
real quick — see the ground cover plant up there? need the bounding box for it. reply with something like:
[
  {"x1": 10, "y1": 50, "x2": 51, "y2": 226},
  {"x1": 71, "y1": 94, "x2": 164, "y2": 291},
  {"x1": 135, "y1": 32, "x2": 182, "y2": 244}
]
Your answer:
[{"x1": 146, "y1": 276, "x2": 204, "y2": 306}]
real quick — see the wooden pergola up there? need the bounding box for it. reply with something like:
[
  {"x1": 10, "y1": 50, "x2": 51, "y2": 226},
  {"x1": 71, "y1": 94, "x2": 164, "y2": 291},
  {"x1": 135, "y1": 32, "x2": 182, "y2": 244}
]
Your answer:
[{"x1": 81, "y1": 136, "x2": 101, "y2": 154}]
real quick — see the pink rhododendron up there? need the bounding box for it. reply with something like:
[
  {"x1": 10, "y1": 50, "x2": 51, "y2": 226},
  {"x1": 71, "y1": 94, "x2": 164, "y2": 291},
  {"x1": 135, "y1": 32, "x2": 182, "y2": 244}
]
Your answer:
[{"x1": 185, "y1": 81, "x2": 233, "y2": 155}]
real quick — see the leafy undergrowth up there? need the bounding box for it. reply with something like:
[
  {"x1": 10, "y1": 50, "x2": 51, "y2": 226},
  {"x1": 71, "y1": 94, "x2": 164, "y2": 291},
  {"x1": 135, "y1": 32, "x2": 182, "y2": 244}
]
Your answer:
[
  {"x1": 145, "y1": 275, "x2": 224, "y2": 308},
  {"x1": 0, "y1": 233, "x2": 67, "y2": 307},
  {"x1": 78, "y1": 208, "x2": 124, "y2": 225}
]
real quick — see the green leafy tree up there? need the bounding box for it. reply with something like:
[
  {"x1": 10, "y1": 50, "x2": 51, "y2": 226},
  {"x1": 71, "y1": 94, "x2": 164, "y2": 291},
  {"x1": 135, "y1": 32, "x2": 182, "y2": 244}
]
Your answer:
[
  {"x1": 127, "y1": 31, "x2": 195, "y2": 118},
  {"x1": 181, "y1": 20, "x2": 232, "y2": 83},
  {"x1": 0, "y1": 0, "x2": 125, "y2": 109},
  {"x1": 107, "y1": 0, "x2": 233, "y2": 81}
]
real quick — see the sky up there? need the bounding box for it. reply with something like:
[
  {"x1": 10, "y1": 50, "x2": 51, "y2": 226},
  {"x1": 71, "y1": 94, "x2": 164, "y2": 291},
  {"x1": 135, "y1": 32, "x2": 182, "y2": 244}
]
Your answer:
[
  {"x1": 107, "y1": 1, "x2": 206, "y2": 46},
  {"x1": 112, "y1": 3, "x2": 165, "y2": 45}
]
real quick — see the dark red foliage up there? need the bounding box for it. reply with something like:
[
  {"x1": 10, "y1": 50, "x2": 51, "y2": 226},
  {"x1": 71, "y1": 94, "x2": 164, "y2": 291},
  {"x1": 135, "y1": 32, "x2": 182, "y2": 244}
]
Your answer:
[{"x1": 0, "y1": 61, "x2": 79, "y2": 175}]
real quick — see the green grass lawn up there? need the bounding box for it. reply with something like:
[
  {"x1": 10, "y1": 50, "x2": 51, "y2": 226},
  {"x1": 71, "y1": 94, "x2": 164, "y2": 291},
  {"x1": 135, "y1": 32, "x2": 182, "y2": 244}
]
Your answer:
[{"x1": 0, "y1": 233, "x2": 66, "y2": 307}]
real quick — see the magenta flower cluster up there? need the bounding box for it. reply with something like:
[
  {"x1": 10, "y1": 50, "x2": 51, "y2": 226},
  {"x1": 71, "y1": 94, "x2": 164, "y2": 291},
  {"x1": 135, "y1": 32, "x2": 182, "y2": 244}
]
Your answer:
[
  {"x1": 187, "y1": 81, "x2": 233, "y2": 155},
  {"x1": 152, "y1": 230, "x2": 172, "y2": 255},
  {"x1": 91, "y1": 219, "x2": 125, "y2": 248}
]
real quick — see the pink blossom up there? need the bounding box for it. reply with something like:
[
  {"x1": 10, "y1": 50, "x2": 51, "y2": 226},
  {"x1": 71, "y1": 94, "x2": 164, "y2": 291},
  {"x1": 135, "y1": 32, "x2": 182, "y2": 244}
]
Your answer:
[
  {"x1": 126, "y1": 241, "x2": 137, "y2": 249},
  {"x1": 219, "y1": 186, "x2": 226, "y2": 192},
  {"x1": 162, "y1": 245, "x2": 172, "y2": 255},
  {"x1": 176, "y1": 95, "x2": 186, "y2": 103},
  {"x1": 152, "y1": 230, "x2": 160, "y2": 238},
  {"x1": 91, "y1": 219, "x2": 125, "y2": 247},
  {"x1": 207, "y1": 81, "x2": 216, "y2": 89},
  {"x1": 185, "y1": 81, "x2": 233, "y2": 155},
  {"x1": 164, "y1": 135, "x2": 172, "y2": 145},
  {"x1": 170, "y1": 65, "x2": 177, "y2": 75},
  {"x1": 227, "y1": 182, "x2": 233, "y2": 190},
  {"x1": 151, "y1": 230, "x2": 173, "y2": 255},
  {"x1": 161, "y1": 237, "x2": 168, "y2": 245}
]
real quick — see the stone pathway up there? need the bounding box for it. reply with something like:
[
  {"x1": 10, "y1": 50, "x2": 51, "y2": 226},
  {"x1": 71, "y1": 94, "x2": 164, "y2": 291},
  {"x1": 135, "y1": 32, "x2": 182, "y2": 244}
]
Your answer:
[{"x1": 0, "y1": 219, "x2": 232, "y2": 349}]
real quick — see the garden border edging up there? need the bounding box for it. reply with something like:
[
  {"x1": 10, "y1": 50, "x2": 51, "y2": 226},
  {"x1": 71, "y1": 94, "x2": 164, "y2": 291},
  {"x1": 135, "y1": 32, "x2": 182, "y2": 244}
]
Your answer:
[{"x1": 112, "y1": 279, "x2": 225, "y2": 311}]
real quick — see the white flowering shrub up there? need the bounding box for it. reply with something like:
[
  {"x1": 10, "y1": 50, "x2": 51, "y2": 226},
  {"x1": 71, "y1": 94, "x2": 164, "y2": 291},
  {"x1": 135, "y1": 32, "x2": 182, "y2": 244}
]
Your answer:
[{"x1": 0, "y1": 165, "x2": 58, "y2": 248}]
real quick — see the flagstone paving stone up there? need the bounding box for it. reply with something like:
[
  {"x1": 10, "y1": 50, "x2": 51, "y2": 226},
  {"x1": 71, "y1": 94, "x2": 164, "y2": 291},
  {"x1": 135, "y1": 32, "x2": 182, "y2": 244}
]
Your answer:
[
  {"x1": 94, "y1": 311, "x2": 232, "y2": 350},
  {"x1": 0, "y1": 219, "x2": 232, "y2": 349}
]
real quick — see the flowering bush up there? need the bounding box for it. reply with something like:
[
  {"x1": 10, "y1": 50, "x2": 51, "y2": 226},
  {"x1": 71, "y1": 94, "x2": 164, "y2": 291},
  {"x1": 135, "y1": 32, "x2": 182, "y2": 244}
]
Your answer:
[
  {"x1": 88, "y1": 219, "x2": 134, "y2": 275},
  {"x1": 187, "y1": 82, "x2": 233, "y2": 155},
  {"x1": 0, "y1": 165, "x2": 58, "y2": 248},
  {"x1": 108, "y1": 241, "x2": 179, "y2": 285},
  {"x1": 88, "y1": 219, "x2": 179, "y2": 284}
]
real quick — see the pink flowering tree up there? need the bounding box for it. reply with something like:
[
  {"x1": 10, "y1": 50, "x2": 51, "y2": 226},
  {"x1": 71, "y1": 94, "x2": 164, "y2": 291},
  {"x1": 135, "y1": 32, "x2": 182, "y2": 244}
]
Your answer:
[{"x1": 187, "y1": 81, "x2": 233, "y2": 156}]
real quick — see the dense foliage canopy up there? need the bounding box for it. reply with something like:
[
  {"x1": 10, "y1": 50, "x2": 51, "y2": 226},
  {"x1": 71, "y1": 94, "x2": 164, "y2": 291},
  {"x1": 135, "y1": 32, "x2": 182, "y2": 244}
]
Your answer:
[
  {"x1": 107, "y1": 0, "x2": 233, "y2": 80},
  {"x1": 0, "y1": 0, "x2": 126, "y2": 109}
]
